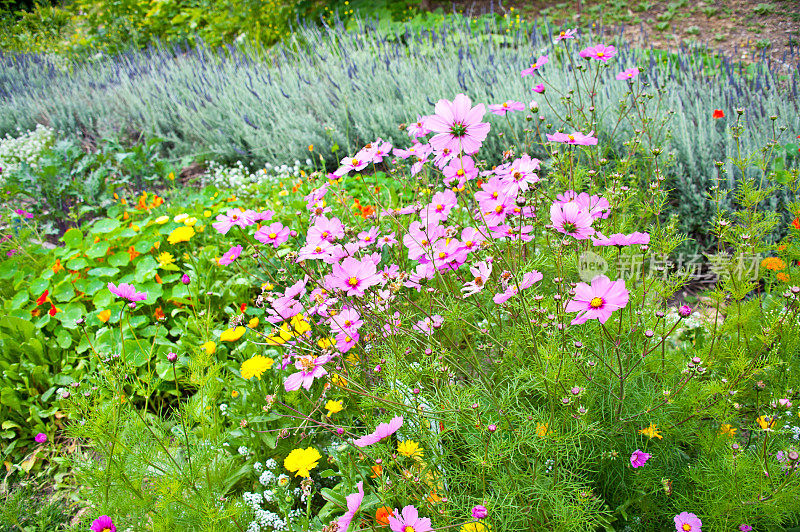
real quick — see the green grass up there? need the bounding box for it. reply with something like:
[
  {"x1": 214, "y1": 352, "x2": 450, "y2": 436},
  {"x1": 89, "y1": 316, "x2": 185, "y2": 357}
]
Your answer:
[{"x1": 0, "y1": 485, "x2": 74, "y2": 531}]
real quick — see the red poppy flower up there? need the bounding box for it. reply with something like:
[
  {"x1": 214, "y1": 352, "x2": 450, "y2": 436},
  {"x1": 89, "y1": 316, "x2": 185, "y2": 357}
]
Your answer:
[
  {"x1": 713, "y1": 109, "x2": 725, "y2": 119},
  {"x1": 48, "y1": 304, "x2": 58, "y2": 316},
  {"x1": 36, "y1": 290, "x2": 49, "y2": 306}
]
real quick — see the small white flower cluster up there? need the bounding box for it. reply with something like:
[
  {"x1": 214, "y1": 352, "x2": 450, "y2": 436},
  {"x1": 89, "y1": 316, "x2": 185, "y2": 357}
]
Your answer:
[
  {"x1": 252, "y1": 509, "x2": 286, "y2": 531},
  {"x1": 259, "y1": 469, "x2": 277, "y2": 486},
  {"x1": 239, "y1": 446, "x2": 250, "y2": 457},
  {"x1": 202, "y1": 160, "x2": 307, "y2": 189},
  {"x1": 0, "y1": 124, "x2": 55, "y2": 185},
  {"x1": 264, "y1": 458, "x2": 278, "y2": 469},
  {"x1": 254, "y1": 461, "x2": 263, "y2": 472},
  {"x1": 220, "y1": 403, "x2": 229, "y2": 416}
]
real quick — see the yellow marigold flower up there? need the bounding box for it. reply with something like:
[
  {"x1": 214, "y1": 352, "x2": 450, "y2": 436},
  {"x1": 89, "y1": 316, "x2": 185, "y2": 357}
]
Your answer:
[
  {"x1": 201, "y1": 341, "x2": 216, "y2": 355},
  {"x1": 331, "y1": 373, "x2": 348, "y2": 387},
  {"x1": 318, "y1": 337, "x2": 334, "y2": 349},
  {"x1": 278, "y1": 189, "x2": 289, "y2": 197},
  {"x1": 167, "y1": 171, "x2": 175, "y2": 181},
  {"x1": 461, "y1": 523, "x2": 492, "y2": 532},
  {"x1": 155, "y1": 215, "x2": 170, "y2": 224},
  {"x1": 248, "y1": 317, "x2": 259, "y2": 328},
  {"x1": 536, "y1": 422, "x2": 549, "y2": 438},
  {"x1": 325, "y1": 400, "x2": 343, "y2": 417},
  {"x1": 639, "y1": 423, "x2": 664, "y2": 440},
  {"x1": 240, "y1": 355, "x2": 274, "y2": 380},
  {"x1": 290, "y1": 313, "x2": 311, "y2": 335},
  {"x1": 221, "y1": 326, "x2": 246, "y2": 342},
  {"x1": 157, "y1": 252, "x2": 175, "y2": 268},
  {"x1": 284, "y1": 447, "x2": 321, "y2": 478},
  {"x1": 173, "y1": 213, "x2": 188, "y2": 223},
  {"x1": 719, "y1": 424, "x2": 737, "y2": 437},
  {"x1": 184, "y1": 216, "x2": 198, "y2": 226},
  {"x1": 761, "y1": 257, "x2": 787, "y2": 271},
  {"x1": 167, "y1": 225, "x2": 195, "y2": 244},
  {"x1": 130, "y1": 224, "x2": 140, "y2": 232},
  {"x1": 398, "y1": 440, "x2": 424, "y2": 460},
  {"x1": 757, "y1": 415, "x2": 777, "y2": 430},
  {"x1": 203, "y1": 210, "x2": 212, "y2": 218},
  {"x1": 231, "y1": 390, "x2": 239, "y2": 398},
  {"x1": 265, "y1": 323, "x2": 293, "y2": 346}
]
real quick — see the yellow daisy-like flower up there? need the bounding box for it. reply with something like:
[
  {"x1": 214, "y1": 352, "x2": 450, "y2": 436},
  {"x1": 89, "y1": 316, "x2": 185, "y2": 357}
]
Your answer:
[
  {"x1": 719, "y1": 424, "x2": 737, "y2": 437},
  {"x1": 248, "y1": 317, "x2": 259, "y2": 328},
  {"x1": 330, "y1": 373, "x2": 348, "y2": 387},
  {"x1": 461, "y1": 523, "x2": 492, "y2": 532},
  {"x1": 184, "y1": 216, "x2": 198, "y2": 226},
  {"x1": 265, "y1": 323, "x2": 293, "y2": 346},
  {"x1": 167, "y1": 225, "x2": 195, "y2": 244},
  {"x1": 761, "y1": 257, "x2": 787, "y2": 271},
  {"x1": 284, "y1": 447, "x2": 321, "y2": 478},
  {"x1": 325, "y1": 400, "x2": 343, "y2": 417},
  {"x1": 173, "y1": 213, "x2": 188, "y2": 223},
  {"x1": 261, "y1": 282, "x2": 274, "y2": 290},
  {"x1": 203, "y1": 210, "x2": 212, "y2": 218},
  {"x1": 317, "y1": 337, "x2": 335, "y2": 349},
  {"x1": 130, "y1": 224, "x2": 140, "y2": 232},
  {"x1": 757, "y1": 415, "x2": 777, "y2": 431},
  {"x1": 231, "y1": 390, "x2": 239, "y2": 398},
  {"x1": 221, "y1": 327, "x2": 246, "y2": 342},
  {"x1": 639, "y1": 423, "x2": 664, "y2": 440},
  {"x1": 157, "y1": 251, "x2": 175, "y2": 268},
  {"x1": 398, "y1": 440, "x2": 424, "y2": 460},
  {"x1": 240, "y1": 355, "x2": 274, "y2": 380},
  {"x1": 290, "y1": 313, "x2": 310, "y2": 335},
  {"x1": 155, "y1": 215, "x2": 170, "y2": 224},
  {"x1": 536, "y1": 422, "x2": 549, "y2": 438},
  {"x1": 201, "y1": 341, "x2": 216, "y2": 355}
]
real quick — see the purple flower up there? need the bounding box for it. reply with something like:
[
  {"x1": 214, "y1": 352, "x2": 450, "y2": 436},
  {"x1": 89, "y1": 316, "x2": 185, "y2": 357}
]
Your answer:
[
  {"x1": 739, "y1": 525, "x2": 753, "y2": 532},
  {"x1": 426, "y1": 93, "x2": 491, "y2": 155},
  {"x1": 353, "y1": 416, "x2": 403, "y2": 448},
  {"x1": 167, "y1": 352, "x2": 178, "y2": 363},
  {"x1": 630, "y1": 449, "x2": 651, "y2": 468},
  {"x1": 546, "y1": 131, "x2": 599, "y2": 146},
  {"x1": 34, "y1": 432, "x2": 47, "y2": 443},
  {"x1": 219, "y1": 245, "x2": 243, "y2": 266},
  {"x1": 181, "y1": 273, "x2": 191, "y2": 285},
  {"x1": 678, "y1": 305, "x2": 693, "y2": 317},
  {"x1": 532, "y1": 84, "x2": 545, "y2": 93},
  {"x1": 616, "y1": 67, "x2": 640, "y2": 80},
  {"x1": 91, "y1": 515, "x2": 116, "y2": 532},
  {"x1": 108, "y1": 282, "x2": 147, "y2": 302},
  {"x1": 674, "y1": 512, "x2": 702, "y2": 532},
  {"x1": 471, "y1": 505, "x2": 488, "y2": 519}
]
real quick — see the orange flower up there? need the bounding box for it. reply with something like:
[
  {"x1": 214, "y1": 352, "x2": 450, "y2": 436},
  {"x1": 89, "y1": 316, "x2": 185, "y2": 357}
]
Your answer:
[
  {"x1": 154, "y1": 307, "x2": 165, "y2": 320},
  {"x1": 36, "y1": 290, "x2": 49, "y2": 306},
  {"x1": 240, "y1": 302, "x2": 247, "y2": 313},
  {"x1": 370, "y1": 464, "x2": 383, "y2": 478},
  {"x1": 52, "y1": 259, "x2": 63, "y2": 274},
  {"x1": 31, "y1": 308, "x2": 41, "y2": 317},
  {"x1": 427, "y1": 492, "x2": 442, "y2": 503},
  {"x1": 375, "y1": 506, "x2": 392, "y2": 526},
  {"x1": 761, "y1": 257, "x2": 787, "y2": 271},
  {"x1": 123, "y1": 211, "x2": 129, "y2": 220},
  {"x1": 793, "y1": 218, "x2": 800, "y2": 231},
  {"x1": 128, "y1": 246, "x2": 140, "y2": 261},
  {"x1": 98, "y1": 309, "x2": 111, "y2": 323},
  {"x1": 777, "y1": 272, "x2": 790, "y2": 282},
  {"x1": 155, "y1": 273, "x2": 163, "y2": 284},
  {"x1": 712, "y1": 109, "x2": 725, "y2": 119}
]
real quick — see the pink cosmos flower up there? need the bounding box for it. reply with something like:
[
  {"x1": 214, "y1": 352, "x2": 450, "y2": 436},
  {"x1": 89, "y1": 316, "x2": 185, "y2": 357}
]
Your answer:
[
  {"x1": 307, "y1": 216, "x2": 344, "y2": 244},
  {"x1": 255, "y1": 222, "x2": 290, "y2": 248},
  {"x1": 420, "y1": 189, "x2": 457, "y2": 226},
  {"x1": 403, "y1": 221, "x2": 443, "y2": 261},
  {"x1": 212, "y1": 208, "x2": 254, "y2": 234},
  {"x1": 108, "y1": 282, "x2": 147, "y2": 302},
  {"x1": 554, "y1": 28, "x2": 577, "y2": 41},
  {"x1": 337, "y1": 481, "x2": 364, "y2": 532},
  {"x1": 413, "y1": 314, "x2": 444, "y2": 335},
  {"x1": 546, "y1": 131, "x2": 598, "y2": 146},
  {"x1": 353, "y1": 416, "x2": 403, "y2": 447},
  {"x1": 377, "y1": 232, "x2": 398, "y2": 249},
  {"x1": 493, "y1": 270, "x2": 543, "y2": 304},
  {"x1": 462, "y1": 260, "x2": 493, "y2": 297},
  {"x1": 329, "y1": 308, "x2": 362, "y2": 335},
  {"x1": 442, "y1": 155, "x2": 478, "y2": 186},
  {"x1": 367, "y1": 139, "x2": 393, "y2": 163},
  {"x1": 335, "y1": 330, "x2": 359, "y2": 353},
  {"x1": 334, "y1": 151, "x2": 370, "y2": 176},
  {"x1": 327, "y1": 257, "x2": 381, "y2": 297},
  {"x1": 426, "y1": 94, "x2": 491, "y2": 155},
  {"x1": 407, "y1": 115, "x2": 431, "y2": 138},
  {"x1": 297, "y1": 240, "x2": 335, "y2": 262},
  {"x1": 393, "y1": 142, "x2": 432, "y2": 161},
  {"x1": 580, "y1": 44, "x2": 617, "y2": 61},
  {"x1": 34, "y1": 432, "x2": 47, "y2": 443},
  {"x1": 593, "y1": 232, "x2": 650, "y2": 247},
  {"x1": 532, "y1": 84, "x2": 545, "y2": 93},
  {"x1": 357, "y1": 226, "x2": 380, "y2": 247},
  {"x1": 630, "y1": 449, "x2": 651, "y2": 468},
  {"x1": 674, "y1": 512, "x2": 702, "y2": 532},
  {"x1": 389, "y1": 505, "x2": 432, "y2": 532},
  {"x1": 91, "y1": 516, "x2": 116, "y2": 532},
  {"x1": 284, "y1": 354, "x2": 332, "y2": 391},
  {"x1": 219, "y1": 245, "x2": 243, "y2": 266},
  {"x1": 565, "y1": 275, "x2": 629, "y2": 325},
  {"x1": 488, "y1": 100, "x2": 526, "y2": 115},
  {"x1": 550, "y1": 202, "x2": 595, "y2": 240},
  {"x1": 14, "y1": 209, "x2": 33, "y2": 219},
  {"x1": 616, "y1": 67, "x2": 640, "y2": 80},
  {"x1": 500, "y1": 154, "x2": 541, "y2": 194},
  {"x1": 458, "y1": 226, "x2": 486, "y2": 255},
  {"x1": 521, "y1": 55, "x2": 549, "y2": 76}
]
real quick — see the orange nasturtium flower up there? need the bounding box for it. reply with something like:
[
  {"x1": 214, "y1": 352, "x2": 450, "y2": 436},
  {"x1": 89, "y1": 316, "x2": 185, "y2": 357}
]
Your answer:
[
  {"x1": 98, "y1": 309, "x2": 111, "y2": 323},
  {"x1": 375, "y1": 507, "x2": 393, "y2": 526}
]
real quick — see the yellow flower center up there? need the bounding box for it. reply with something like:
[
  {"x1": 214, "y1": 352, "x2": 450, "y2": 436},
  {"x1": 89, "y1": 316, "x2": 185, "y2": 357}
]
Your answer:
[
  {"x1": 438, "y1": 252, "x2": 447, "y2": 259},
  {"x1": 491, "y1": 191, "x2": 498, "y2": 199},
  {"x1": 532, "y1": 63, "x2": 538, "y2": 69},
  {"x1": 495, "y1": 205, "x2": 504, "y2": 213},
  {"x1": 421, "y1": 239, "x2": 429, "y2": 246},
  {"x1": 321, "y1": 231, "x2": 329, "y2": 238},
  {"x1": 314, "y1": 246, "x2": 322, "y2": 253},
  {"x1": 457, "y1": 169, "x2": 464, "y2": 176},
  {"x1": 597, "y1": 51, "x2": 605, "y2": 57},
  {"x1": 344, "y1": 320, "x2": 352, "y2": 327},
  {"x1": 590, "y1": 297, "x2": 603, "y2": 308},
  {"x1": 560, "y1": 31, "x2": 565, "y2": 37},
  {"x1": 351, "y1": 158, "x2": 359, "y2": 165},
  {"x1": 269, "y1": 232, "x2": 277, "y2": 239},
  {"x1": 503, "y1": 102, "x2": 509, "y2": 107},
  {"x1": 300, "y1": 357, "x2": 316, "y2": 372},
  {"x1": 568, "y1": 135, "x2": 575, "y2": 141},
  {"x1": 682, "y1": 525, "x2": 692, "y2": 532},
  {"x1": 436, "y1": 204, "x2": 444, "y2": 211},
  {"x1": 347, "y1": 277, "x2": 359, "y2": 287},
  {"x1": 465, "y1": 240, "x2": 473, "y2": 247},
  {"x1": 404, "y1": 527, "x2": 416, "y2": 532}
]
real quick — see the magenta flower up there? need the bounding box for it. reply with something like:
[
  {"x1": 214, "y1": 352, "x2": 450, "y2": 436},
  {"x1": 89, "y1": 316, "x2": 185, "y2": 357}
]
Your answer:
[
  {"x1": 616, "y1": 67, "x2": 640, "y2": 80},
  {"x1": 334, "y1": 151, "x2": 370, "y2": 177},
  {"x1": 34, "y1": 432, "x2": 47, "y2": 443},
  {"x1": 377, "y1": 232, "x2": 398, "y2": 249},
  {"x1": 565, "y1": 275, "x2": 629, "y2": 325},
  {"x1": 255, "y1": 222, "x2": 290, "y2": 248},
  {"x1": 443, "y1": 155, "x2": 478, "y2": 187},
  {"x1": 488, "y1": 100, "x2": 526, "y2": 116},
  {"x1": 554, "y1": 28, "x2": 577, "y2": 41},
  {"x1": 674, "y1": 512, "x2": 702, "y2": 532},
  {"x1": 420, "y1": 189, "x2": 457, "y2": 225},
  {"x1": 472, "y1": 505, "x2": 488, "y2": 519},
  {"x1": 90, "y1": 516, "x2": 116, "y2": 532},
  {"x1": 532, "y1": 84, "x2": 545, "y2": 93},
  {"x1": 546, "y1": 131, "x2": 598, "y2": 146},
  {"x1": 212, "y1": 208, "x2": 253, "y2": 234},
  {"x1": 181, "y1": 273, "x2": 191, "y2": 285},
  {"x1": 337, "y1": 481, "x2": 364, "y2": 532},
  {"x1": 592, "y1": 232, "x2": 650, "y2": 247},
  {"x1": 739, "y1": 526, "x2": 752, "y2": 532},
  {"x1": 307, "y1": 216, "x2": 344, "y2": 244},
  {"x1": 550, "y1": 202, "x2": 596, "y2": 240},
  {"x1": 580, "y1": 44, "x2": 617, "y2": 61},
  {"x1": 353, "y1": 416, "x2": 403, "y2": 447},
  {"x1": 521, "y1": 55, "x2": 549, "y2": 76},
  {"x1": 108, "y1": 282, "x2": 147, "y2": 302},
  {"x1": 326, "y1": 257, "x2": 382, "y2": 297},
  {"x1": 493, "y1": 270, "x2": 543, "y2": 304},
  {"x1": 426, "y1": 94, "x2": 491, "y2": 155},
  {"x1": 13, "y1": 209, "x2": 33, "y2": 219},
  {"x1": 407, "y1": 115, "x2": 431, "y2": 138},
  {"x1": 389, "y1": 505, "x2": 432, "y2": 532},
  {"x1": 630, "y1": 449, "x2": 651, "y2": 468},
  {"x1": 284, "y1": 354, "x2": 332, "y2": 391},
  {"x1": 219, "y1": 245, "x2": 243, "y2": 266}
]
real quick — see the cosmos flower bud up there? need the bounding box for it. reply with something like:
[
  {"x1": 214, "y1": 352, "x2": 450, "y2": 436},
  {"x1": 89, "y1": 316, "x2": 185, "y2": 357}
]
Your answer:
[
  {"x1": 472, "y1": 505, "x2": 488, "y2": 519},
  {"x1": 678, "y1": 305, "x2": 692, "y2": 317},
  {"x1": 181, "y1": 273, "x2": 191, "y2": 285}
]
